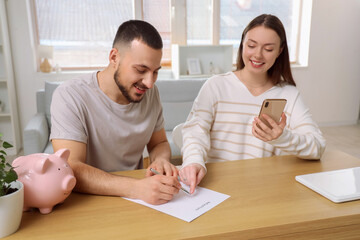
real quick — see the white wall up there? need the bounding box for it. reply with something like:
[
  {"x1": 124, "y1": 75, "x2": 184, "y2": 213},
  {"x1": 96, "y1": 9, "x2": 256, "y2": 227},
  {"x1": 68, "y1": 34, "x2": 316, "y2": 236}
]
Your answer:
[
  {"x1": 5, "y1": 0, "x2": 360, "y2": 148},
  {"x1": 292, "y1": 0, "x2": 360, "y2": 126}
]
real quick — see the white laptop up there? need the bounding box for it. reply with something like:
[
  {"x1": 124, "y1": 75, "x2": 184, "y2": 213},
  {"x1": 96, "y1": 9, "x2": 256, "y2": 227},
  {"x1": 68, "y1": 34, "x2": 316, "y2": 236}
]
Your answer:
[{"x1": 295, "y1": 167, "x2": 360, "y2": 203}]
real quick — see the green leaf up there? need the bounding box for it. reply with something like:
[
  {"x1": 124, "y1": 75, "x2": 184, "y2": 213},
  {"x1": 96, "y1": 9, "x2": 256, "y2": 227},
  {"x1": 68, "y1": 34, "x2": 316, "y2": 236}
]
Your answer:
[
  {"x1": 0, "y1": 133, "x2": 17, "y2": 196},
  {"x1": 4, "y1": 169, "x2": 18, "y2": 184},
  {"x1": 3, "y1": 141, "x2": 13, "y2": 149},
  {"x1": 0, "y1": 169, "x2": 5, "y2": 178}
]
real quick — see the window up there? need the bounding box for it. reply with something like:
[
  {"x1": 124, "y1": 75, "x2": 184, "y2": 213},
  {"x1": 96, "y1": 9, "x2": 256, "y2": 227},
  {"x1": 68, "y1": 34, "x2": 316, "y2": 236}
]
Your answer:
[
  {"x1": 218, "y1": 0, "x2": 301, "y2": 62},
  {"x1": 34, "y1": 0, "x2": 133, "y2": 69},
  {"x1": 34, "y1": 0, "x2": 170, "y2": 69},
  {"x1": 142, "y1": 0, "x2": 171, "y2": 62},
  {"x1": 187, "y1": 0, "x2": 212, "y2": 45},
  {"x1": 185, "y1": 0, "x2": 301, "y2": 62},
  {"x1": 33, "y1": 0, "x2": 303, "y2": 70}
]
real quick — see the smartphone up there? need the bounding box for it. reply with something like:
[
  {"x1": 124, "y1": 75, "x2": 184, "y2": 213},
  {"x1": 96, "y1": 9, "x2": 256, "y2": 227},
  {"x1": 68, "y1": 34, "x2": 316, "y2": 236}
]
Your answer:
[{"x1": 258, "y1": 99, "x2": 287, "y2": 129}]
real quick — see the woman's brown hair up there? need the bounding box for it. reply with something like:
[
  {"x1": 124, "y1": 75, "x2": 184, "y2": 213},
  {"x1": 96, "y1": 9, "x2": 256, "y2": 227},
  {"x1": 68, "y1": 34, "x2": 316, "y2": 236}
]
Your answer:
[{"x1": 236, "y1": 14, "x2": 296, "y2": 86}]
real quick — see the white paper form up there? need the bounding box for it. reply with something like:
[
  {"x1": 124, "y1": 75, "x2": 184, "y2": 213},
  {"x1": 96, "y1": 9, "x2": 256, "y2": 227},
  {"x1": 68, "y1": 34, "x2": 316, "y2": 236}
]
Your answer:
[{"x1": 123, "y1": 183, "x2": 230, "y2": 222}]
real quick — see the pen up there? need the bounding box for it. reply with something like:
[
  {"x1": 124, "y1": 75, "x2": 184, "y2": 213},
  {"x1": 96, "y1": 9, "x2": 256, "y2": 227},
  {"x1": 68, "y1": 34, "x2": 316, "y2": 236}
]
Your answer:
[{"x1": 149, "y1": 168, "x2": 190, "y2": 195}]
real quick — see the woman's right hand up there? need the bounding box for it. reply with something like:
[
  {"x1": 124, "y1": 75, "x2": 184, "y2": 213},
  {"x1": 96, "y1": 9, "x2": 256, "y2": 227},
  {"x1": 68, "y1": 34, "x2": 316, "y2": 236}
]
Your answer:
[{"x1": 179, "y1": 163, "x2": 206, "y2": 194}]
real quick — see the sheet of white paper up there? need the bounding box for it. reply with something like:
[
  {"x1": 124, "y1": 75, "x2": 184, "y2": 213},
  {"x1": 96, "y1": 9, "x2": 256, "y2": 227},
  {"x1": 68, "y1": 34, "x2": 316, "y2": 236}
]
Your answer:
[{"x1": 123, "y1": 183, "x2": 230, "y2": 222}]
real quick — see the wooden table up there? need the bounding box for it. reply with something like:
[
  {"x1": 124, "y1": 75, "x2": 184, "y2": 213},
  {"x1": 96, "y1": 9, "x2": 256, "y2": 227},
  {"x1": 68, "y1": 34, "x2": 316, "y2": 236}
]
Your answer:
[{"x1": 5, "y1": 150, "x2": 360, "y2": 239}]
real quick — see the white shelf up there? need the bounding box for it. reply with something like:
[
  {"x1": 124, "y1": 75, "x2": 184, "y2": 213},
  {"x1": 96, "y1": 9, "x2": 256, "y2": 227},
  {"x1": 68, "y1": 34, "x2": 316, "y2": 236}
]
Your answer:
[
  {"x1": 0, "y1": 112, "x2": 11, "y2": 117},
  {"x1": 0, "y1": 0, "x2": 21, "y2": 154},
  {"x1": 172, "y1": 44, "x2": 233, "y2": 79},
  {"x1": 178, "y1": 74, "x2": 210, "y2": 79}
]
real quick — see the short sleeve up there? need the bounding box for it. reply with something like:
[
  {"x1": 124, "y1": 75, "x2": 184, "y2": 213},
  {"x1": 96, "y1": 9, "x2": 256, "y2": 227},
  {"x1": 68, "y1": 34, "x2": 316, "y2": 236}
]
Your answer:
[
  {"x1": 49, "y1": 84, "x2": 88, "y2": 143},
  {"x1": 153, "y1": 85, "x2": 165, "y2": 132}
]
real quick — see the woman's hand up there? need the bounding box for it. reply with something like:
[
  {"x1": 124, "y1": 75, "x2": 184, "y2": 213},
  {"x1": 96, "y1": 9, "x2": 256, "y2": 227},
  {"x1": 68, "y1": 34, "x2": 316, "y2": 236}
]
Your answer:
[
  {"x1": 179, "y1": 163, "x2": 206, "y2": 194},
  {"x1": 252, "y1": 113, "x2": 286, "y2": 142}
]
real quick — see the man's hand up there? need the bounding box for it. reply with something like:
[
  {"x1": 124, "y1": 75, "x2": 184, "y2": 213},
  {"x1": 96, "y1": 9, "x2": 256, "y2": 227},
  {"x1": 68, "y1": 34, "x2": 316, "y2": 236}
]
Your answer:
[
  {"x1": 134, "y1": 174, "x2": 181, "y2": 205},
  {"x1": 252, "y1": 113, "x2": 286, "y2": 142},
  {"x1": 179, "y1": 163, "x2": 206, "y2": 194},
  {"x1": 146, "y1": 158, "x2": 179, "y2": 177},
  {"x1": 146, "y1": 128, "x2": 176, "y2": 177}
]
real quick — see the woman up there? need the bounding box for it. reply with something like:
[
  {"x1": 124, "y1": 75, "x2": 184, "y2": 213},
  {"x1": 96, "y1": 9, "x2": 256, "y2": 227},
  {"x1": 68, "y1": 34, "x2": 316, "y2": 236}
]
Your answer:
[{"x1": 179, "y1": 14, "x2": 326, "y2": 194}]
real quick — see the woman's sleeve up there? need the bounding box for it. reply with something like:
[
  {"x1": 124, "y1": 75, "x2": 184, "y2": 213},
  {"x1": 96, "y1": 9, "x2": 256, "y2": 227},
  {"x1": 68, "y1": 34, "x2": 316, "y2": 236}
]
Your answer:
[
  {"x1": 269, "y1": 93, "x2": 326, "y2": 159},
  {"x1": 181, "y1": 81, "x2": 216, "y2": 170}
]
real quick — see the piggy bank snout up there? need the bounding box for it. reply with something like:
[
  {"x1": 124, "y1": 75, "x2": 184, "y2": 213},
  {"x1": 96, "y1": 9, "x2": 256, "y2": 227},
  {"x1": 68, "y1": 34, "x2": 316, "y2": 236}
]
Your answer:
[{"x1": 62, "y1": 175, "x2": 76, "y2": 192}]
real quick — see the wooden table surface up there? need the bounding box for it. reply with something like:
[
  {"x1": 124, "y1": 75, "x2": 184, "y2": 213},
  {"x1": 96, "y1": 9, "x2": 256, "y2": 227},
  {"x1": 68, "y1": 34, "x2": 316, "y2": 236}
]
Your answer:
[{"x1": 5, "y1": 150, "x2": 360, "y2": 240}]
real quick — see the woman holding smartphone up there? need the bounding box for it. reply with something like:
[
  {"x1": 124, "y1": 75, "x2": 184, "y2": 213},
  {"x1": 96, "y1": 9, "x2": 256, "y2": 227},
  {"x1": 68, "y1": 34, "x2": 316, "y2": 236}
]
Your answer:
[{"x1": 179, "y1": 14, "x2": 326, "y2": 194}]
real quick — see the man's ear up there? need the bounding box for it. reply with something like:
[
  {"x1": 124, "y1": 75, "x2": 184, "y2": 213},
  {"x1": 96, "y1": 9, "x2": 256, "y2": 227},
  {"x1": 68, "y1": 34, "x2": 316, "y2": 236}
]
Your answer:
[{"x1": 109, "y1": 48, "x2": 119, "y2": 67}]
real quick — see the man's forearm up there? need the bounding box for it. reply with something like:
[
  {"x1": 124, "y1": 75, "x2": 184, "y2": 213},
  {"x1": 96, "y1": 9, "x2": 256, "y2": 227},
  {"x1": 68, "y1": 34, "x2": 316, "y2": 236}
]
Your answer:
[
  {"x1": 70, "y1": 161, "x2": 180, "y2": 205},
  {"x1": 70, "y1": 161, "x2": 137, "y2": 198},
  {"x1": 148, "y1": 141, "x2": 171, "y2": 163}
]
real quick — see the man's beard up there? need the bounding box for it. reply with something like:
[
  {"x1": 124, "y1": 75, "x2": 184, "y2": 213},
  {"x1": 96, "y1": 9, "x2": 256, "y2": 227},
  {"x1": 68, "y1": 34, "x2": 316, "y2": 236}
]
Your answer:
[{"x1": 114, "y1": 68, "x2": 143, "y2": 103}]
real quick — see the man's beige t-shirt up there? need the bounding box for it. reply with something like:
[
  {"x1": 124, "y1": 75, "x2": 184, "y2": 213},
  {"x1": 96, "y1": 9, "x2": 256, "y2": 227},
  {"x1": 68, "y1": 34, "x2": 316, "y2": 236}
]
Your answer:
[{"x1": 50, "y1": 72, "x2": 164, "y2": 172}]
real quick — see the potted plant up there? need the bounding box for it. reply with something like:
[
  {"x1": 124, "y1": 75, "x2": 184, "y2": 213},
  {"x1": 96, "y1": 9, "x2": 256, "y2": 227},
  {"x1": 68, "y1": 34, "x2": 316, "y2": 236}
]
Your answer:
[{"x1": 0, "y1": 133, "x2": 24, "y2": 238}]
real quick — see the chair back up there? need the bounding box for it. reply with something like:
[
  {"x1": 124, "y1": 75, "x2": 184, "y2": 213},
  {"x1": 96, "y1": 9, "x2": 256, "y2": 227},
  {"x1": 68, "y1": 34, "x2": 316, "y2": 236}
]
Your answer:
[
  {"x1": 172, "y1": 123, "x2": 184, "y2": 150},
  {"x1": 44, "y1": 81, "x2": 63, "y2": 126},
  {"x1": 156, "y1": 79, "x2": 206, "y2": 131}
]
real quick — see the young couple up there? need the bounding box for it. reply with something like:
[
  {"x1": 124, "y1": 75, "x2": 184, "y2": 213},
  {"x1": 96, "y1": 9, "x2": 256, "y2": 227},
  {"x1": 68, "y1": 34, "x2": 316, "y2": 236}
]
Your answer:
[{"x1": 50, "y1": 14, "x2": 325, "y2": 204}]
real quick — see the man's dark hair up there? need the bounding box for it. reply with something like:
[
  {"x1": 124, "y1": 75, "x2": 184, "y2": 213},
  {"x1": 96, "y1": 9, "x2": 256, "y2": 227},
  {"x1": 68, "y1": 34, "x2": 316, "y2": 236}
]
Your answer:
[{"x1": 112, "y1": 20, "x2": 163, "y2": 49}]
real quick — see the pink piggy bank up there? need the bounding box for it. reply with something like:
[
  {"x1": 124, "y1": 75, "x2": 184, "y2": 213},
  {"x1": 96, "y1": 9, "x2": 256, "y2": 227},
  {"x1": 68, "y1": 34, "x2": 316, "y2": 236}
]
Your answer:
[{"x1": 12, "y1": 148, "x2": 76, "y2": 214}]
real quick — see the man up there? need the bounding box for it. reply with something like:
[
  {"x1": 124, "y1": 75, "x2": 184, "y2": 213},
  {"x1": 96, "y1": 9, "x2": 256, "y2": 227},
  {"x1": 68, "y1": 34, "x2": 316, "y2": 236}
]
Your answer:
[{"x1": 50, "y1": 20, "x2": 181, "y2": 205}]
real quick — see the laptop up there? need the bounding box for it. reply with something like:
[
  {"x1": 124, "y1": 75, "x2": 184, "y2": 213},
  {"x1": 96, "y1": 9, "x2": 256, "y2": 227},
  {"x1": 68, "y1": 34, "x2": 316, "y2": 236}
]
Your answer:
[{"x1": 295, "y1": 167, "x2": 360, "y2": 203}]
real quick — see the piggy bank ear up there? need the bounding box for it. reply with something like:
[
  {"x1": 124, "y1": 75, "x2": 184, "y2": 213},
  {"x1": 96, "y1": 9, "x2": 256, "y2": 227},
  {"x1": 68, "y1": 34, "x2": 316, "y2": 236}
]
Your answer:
[
  {"x1": 55, "y1": 148, "x2": 70, "y2": 161},
  {"x1": 12, "y1": 156, "x2": 21, "y2": 168},
  {"x1": 35, "y1": 158, "x2": 51, "y2": 174}
]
